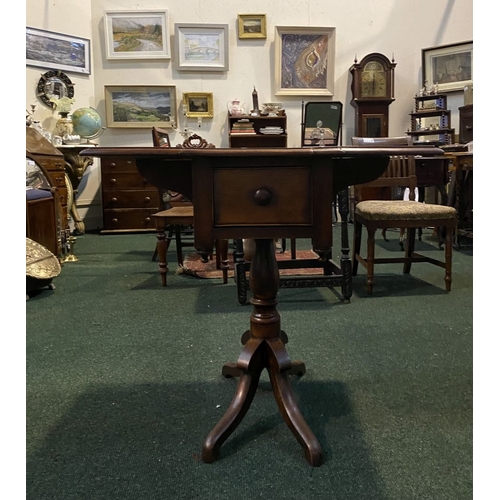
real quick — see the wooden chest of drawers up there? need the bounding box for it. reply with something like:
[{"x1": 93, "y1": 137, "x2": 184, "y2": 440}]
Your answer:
[{"x1": 100, "y1": 156, "x2": 161, "y2": 232}]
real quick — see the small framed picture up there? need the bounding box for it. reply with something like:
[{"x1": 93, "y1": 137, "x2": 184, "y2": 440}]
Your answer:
[
  {"x1": 183, "y1": 92, "x2": 214, "y2": 118},
  {"x1": 104, "y1": 85, "x2": 176, "y2": 128},
  {"x1": 26, "y1": 27, "x2": 91, "y2": 75},
  {"x1": 174, "y1": 24, "x2": 228, "y2": 71},
  {"x1": 238, "y1": 14, "x2": 267, "y2": 39},
  {"x1": 104, "y1": 10, "x2": 170, "y2": 60}
]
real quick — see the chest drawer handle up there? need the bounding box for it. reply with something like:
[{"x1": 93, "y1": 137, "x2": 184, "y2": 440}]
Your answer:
[
  {"x1": 254, "y1": 188, "x2": 273, "y2": 206},
  {"x1": 111, "y1": 197, "x2": 118, "y2": 202},
  {"x1": 110, "y1": 178, "x2": 116, "y2": 183},
  {"x1": 145, "y1": 217, "x2": 151, "y2": 222},
  {"x1": 144, "y1": 196, "x2": 151, "y2": 202},
  {"x1": 112, "y1": 218, "x2": 118, "y2": 223}
]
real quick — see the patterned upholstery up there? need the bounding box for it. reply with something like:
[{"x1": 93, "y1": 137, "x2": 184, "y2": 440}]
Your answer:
[
  {"x1": 356, "y1": 200, "x2": 456, "y2": 221},
  {"x1": 351, "y1": 136, "x2": 456, "y2": 294}
]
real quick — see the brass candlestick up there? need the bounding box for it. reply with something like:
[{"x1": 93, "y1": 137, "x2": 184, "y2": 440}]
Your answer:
[{"x1": 64, "y1": 235, "x2": 78, "y2": 262}]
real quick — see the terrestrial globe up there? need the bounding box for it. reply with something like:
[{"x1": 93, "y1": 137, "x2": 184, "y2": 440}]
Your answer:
[{"x1": 71, "y1": 107, "x2": 104, "y2": 142}]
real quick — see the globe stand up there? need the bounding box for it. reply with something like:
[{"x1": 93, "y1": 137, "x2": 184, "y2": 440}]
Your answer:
[
  {"x1": 71, "y1": 107, "x2": 105, "y2": 144},
  {"x1": 80, "y1": 127, "x2": 105, "y2": 144}
]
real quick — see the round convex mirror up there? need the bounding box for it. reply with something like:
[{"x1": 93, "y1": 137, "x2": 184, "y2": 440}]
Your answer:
[{"x1": 36, "y1": 70, "x2": 75, "y2": 107}]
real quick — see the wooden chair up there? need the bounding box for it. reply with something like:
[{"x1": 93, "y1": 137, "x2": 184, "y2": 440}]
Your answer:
[
  {"x1": 351, "y1": 137, "x2": 457, "y2": 294},
  {"x1": 150, "y1": 131, "x2": 228, "y2": 286}
]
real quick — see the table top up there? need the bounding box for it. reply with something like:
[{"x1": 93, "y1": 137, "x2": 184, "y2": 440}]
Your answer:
[{"x1": 81, "y1": 145, "x2": 443, "y2": 159}]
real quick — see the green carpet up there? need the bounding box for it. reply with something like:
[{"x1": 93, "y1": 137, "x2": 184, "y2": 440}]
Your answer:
[{"x1": 26, "y1": 226, "x2": 473, "y2": 499}]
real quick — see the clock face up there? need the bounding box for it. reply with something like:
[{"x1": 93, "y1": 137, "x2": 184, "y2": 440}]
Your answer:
[{"x1": 361, "y1": 61, "x2": 387, "y2": 98}]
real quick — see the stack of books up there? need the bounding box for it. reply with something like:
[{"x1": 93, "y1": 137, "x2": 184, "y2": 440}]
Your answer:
[{"x1": 231, "y1": 119, "x2": 256, "y2": 135}]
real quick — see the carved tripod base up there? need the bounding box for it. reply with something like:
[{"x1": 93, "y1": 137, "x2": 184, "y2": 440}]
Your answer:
[{"x1": 201, "y1": 239, "x2": 323, "y2": 467}]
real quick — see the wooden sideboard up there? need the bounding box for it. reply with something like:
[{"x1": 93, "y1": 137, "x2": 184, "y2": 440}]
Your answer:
[{"x1": 100, "y1": 156, "x2": 162, "y2": 233}]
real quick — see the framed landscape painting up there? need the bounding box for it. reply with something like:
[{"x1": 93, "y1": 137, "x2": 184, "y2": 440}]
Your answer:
[
  {"x1": 275, "y1": 26, "x2": 335, "y2": 96},
  {"x1": 238, "y1": 14, "x2": 267, "y2": 39},
  {"x1": 182, "y1": 92, "x2": 214, "y2": 118},
  {"x1": 104, "y1": 10, "x2": 170, "y2": 60},
  {"x1": 174, "y1": 24, "x2": 228, "y2": 71},
  {"x1": 26, "y1": 27, "x2": 91, "y2": 75},
  {"x1": 104, "y1": 85, "x2": 176, "y2": 128}
]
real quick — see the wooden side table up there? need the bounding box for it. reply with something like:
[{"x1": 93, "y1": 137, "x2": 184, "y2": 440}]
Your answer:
[{"x1": 82, "y1": 146, "x2": 443, "y2": 466}]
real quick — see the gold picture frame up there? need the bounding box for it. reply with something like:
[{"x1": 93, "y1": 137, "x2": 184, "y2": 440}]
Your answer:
[
  {"x1": 274, "y1": 26, "x2": 336, "y2": 97},
  {"x1": 238, "y1": 14, "x2": 267, "y2": 39},
  {"x1": 182, "y1": 92, "x2": 214, "y2": 118},
  {"x1": 104, "y1": 85, "x2": 176, "y2": 128}
]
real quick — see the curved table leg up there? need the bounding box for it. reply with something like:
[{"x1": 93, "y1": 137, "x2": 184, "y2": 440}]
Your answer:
[
  {"x1": 267, "y1": 338, "x2": 323, "y2": 466},
  {"x1": 202, "y1": 338, "x2": 264, "y2": 463},
  {"x1": 203, "y1": 239, "x2": 322, "y2": 466}
]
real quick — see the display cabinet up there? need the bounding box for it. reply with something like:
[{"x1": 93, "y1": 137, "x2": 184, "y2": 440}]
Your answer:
[
  {"x1": 407, "y1": 94, "x2": 455, "y2": 145},
  {"x1": 100, "y1": 156, "x2": 162, "y2": 233},
  {"x1": 228, "y1": 113, "x2": 287, "y2": 148}
]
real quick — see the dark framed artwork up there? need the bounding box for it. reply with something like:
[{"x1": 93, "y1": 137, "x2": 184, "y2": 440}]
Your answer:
[
  {"x1": 26, "y1": 27, "x2": 91, "y2": 75},
  {"x1": 422, "y1": 41, "x2": 473, "y2": 92}
]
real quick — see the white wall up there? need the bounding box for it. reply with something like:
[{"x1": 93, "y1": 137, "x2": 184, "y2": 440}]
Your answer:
[
  {"x1": 26, "y1": 0, "x2": 473, "y2": 230},
  {"x1": 26, "y1": 0, "x2": 100, "y2": 229}
]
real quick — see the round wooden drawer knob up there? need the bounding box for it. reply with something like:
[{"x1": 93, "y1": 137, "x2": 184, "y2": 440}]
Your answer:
[
  {"x1": 111, "y1": 197, "x2": 118, "y2": 202},
  {"x1": 145, "y1": 217, "x2": 151, "y2": 222},
  {"x1": 254, "y1": 188, "x2": 272, "y2": 206},
  {"x1": 112, "y1": 218, "x2": 118, "y2": 223},
  {"x1": 110, "y1": 178, "x2": 116, "y2": 183},
  {"x1": 145, "y1": 196, "x2": 151, "y2": 202}
]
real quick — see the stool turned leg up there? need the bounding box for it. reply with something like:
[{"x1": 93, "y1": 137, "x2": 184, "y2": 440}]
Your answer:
[
  {"x1": 352, "y1": 218, "x2": 362, "y2": 276},
  {"x1": 403, "y1": 228, "x2": 416, "y2": 274},
  {"x1": 444, "y1": 225, "x2": 453, "y2": 291},
  {"x1": 338, "y1": 187, "x2": 352, "y2": 302},
  {"x1": 154, "y1": 219, "x2": 168, "y2": 287},
  {"x1": 219, "y1": 239, "x2": 229, "y2": 284},
  {"x1": 366, "y1": 228, "x2": 376, "y2": 294}
]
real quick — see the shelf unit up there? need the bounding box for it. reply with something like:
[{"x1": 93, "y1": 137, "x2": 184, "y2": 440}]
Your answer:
[
  {"x1": 228, "y1": 113, "x2": 287, "y2": 148},
  {"x1": 407, "y1": 94, "x2": 455, "y2": 145}
]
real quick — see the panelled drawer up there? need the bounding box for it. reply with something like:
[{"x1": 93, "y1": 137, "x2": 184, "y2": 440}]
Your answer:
[
  {"x1": 213, "y1": 167, "x2": 312, "y2": 226},
  {"x1": 101, "y1": 172, "x2": 151, "y2": 190},
  {"x1": 101, "y1": 157, "x2": 137, "y2": 172},
  {"x1": 103, "y1": 209, "x2": 158, "y2": 230},
  {"x1": 415, "y1": 158, "x2": 448, "y2": 186},
  {"x1": 102, "y1": 189, "x2": 161, "y2": 209},
  {"x1": 37, "y1": 158, "x2": 65, "y2": 172}
]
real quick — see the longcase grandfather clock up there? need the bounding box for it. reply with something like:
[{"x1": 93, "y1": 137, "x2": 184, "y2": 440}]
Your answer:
[{"x1": 350, "y1": 53, "x2": 396, "y2": 137}]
